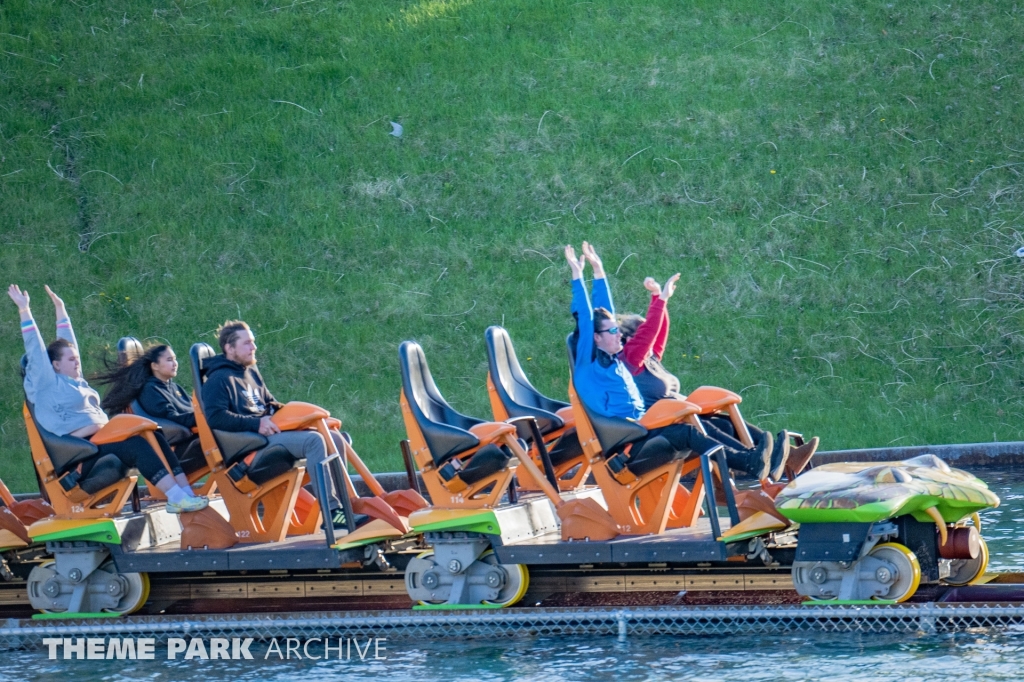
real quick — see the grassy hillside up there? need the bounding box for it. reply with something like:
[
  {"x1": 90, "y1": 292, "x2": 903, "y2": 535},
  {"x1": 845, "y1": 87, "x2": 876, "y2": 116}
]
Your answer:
[{"x1": 1, "y1": 0, "x2": 1022, "y2": 492}]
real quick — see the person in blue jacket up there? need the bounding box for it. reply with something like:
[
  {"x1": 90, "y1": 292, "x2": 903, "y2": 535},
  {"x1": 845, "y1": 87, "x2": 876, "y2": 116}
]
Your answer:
[{"x1": 566, "y1": 243, "x2": 771, "y2": 478}]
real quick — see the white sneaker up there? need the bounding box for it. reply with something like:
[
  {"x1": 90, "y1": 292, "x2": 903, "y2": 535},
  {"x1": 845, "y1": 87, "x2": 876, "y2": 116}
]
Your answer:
[{"x1": 166, "y1": 496, "x2": 209, "y2": 514}]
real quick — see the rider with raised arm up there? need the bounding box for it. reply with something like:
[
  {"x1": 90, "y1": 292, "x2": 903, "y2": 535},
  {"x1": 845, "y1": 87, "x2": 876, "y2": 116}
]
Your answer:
[
  {"x1": 566, "y1": 244, "x2": 772, "y2": 479},
  {"x1": 8, "y1": 284, "x2": 206, "y2": 513},
  {"x1": 618, "y1": 276, "x2": 818, "y2": 480}
]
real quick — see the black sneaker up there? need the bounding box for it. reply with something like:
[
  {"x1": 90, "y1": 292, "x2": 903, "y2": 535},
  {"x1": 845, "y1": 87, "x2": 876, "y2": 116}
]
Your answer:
[
  {"x1": 768, "y1": 431, "x2": 792, "y2": 482},
  {"x1": 725, "y1": 436, "x2": 771, "y2": 480}
]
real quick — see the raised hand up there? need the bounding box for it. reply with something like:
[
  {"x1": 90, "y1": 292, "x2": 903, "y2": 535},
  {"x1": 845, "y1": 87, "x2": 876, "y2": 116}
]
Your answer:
[
  {"x1": 643, "y1": 277, "x2": 662, "y2": 297},
  {"x1": 44, "y1": 285, "x2": 66, "y2": 312},
  {"x1": 660, "y1": 273, "x2": 681, "y2": 301},
  {"x1": 581, "y1": 241, "x2": 605, "y2": 278},
  {"x1": 7, "y1": 284, "x2": 29, "y2": 311},
  {"x1": 564, "y1": 244, "x2": 586, "y2": 280}
]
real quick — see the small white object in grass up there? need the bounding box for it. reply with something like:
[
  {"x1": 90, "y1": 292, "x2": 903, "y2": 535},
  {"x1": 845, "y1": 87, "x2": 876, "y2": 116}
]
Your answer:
[
  {"x1": 1015, "y1": 246, "x2": 1024, "y2": 258},
  {"x1": 389, "y1": 121, "x2": 403, "y2": 138}
]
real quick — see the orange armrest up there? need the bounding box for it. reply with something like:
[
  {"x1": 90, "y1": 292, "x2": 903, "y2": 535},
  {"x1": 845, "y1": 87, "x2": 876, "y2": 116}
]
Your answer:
[
  {"x1": 683, "y1": 386, "x2": 741, "y2": 413},
  {"x1": 468, "y1": 422, "x2": 517, "y2": 444},
  {"x1": 271, "y1": 401, "x2": 331, "y2": 431},
  {"x1": 638, "y1": 399, "x2": 701, "y2": 430},
  {"x1": 326, "y1": 417, "x2": 342, "y2": 430},
  {"x1": 90, "y1": 414, "x2": 157, "y2": 445}
]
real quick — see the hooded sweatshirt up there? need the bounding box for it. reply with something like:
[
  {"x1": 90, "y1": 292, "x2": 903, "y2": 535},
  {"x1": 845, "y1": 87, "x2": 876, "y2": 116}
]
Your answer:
[
  {"x1": 21, "y1": 313, "x2": 108, "y2": 436},
  {"x1": 200, "y1": 355, "x2": 282, "y2": 432},
  {"x1": 138, "y1": 376, "x2": 196, "y2": 429}
]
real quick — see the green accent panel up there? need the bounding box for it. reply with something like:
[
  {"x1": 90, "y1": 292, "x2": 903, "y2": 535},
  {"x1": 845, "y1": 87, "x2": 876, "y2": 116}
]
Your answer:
[
  {"x1": 33, "y1": 521, "x2": 121, "y2": 545},
  {"x1": 778, "y1": 500, "x2": 900, "y2": 524},
  {"x1": 32, "y1": 612, "x2": 120, "y2": 620},
  {"x1": 801, "y1": 600, "x2": 897, "y2": 606},
  {"x1": 412, "y1": 511, "x2": 500, "y2": 535},
  {"x1": 333, "y1": 536, "x2": 386, "y2": 551},
  {"x1": 412, "y1": 602, "x2": 507, "y2": 610}
]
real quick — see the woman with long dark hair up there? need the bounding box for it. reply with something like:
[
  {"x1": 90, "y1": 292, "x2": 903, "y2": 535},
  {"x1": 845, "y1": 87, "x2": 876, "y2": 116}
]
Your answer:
[
  {"x1": 617, "y1": 276, "x2": 818, "y2": 481},
  {"x1": 93, "y1": 344, "x2": 204, "y2": 476}
]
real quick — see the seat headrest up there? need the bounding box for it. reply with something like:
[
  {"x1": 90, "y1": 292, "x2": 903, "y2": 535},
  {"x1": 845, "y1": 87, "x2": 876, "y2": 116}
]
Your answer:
[
  {"x1": 565, "y1": 334, "x2": 577, "y2": 370},
  {"x1": 20, "y1": 354, "x2": 28, "y2": 379},
  {"x1": 117, "y1": 337, "x2": 144, "y2": 366},
  {"x1": 189, "y1": 343, "x2": 216, "y2": 412}
]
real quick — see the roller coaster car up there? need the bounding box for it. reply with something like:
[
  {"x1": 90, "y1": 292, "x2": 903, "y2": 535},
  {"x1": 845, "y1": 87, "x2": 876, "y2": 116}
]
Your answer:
[
  {"x1": 190, "y1": 343, "x2": 310, "y2": 544},
  {"x1": 116, "y1": 337, "x2": 211, "y2": 496},
  {"x1": 400, "y1": 340, "x2": 539, "y2": 510},
  {"x1": 561, "y1": 336, "x2": 742, "y2": 539},
  {"x1": 484, "y1": 326, "x2": 589, "y2": 492},
  {"x1": 191, "y1": 343, "x2": 420, "y2": 545},
  {"x1": 19, "y1": 357, "x2": 149, "y2": 521},
  {"x1": 776, "y1": 455, "x2": 1000, "y2": 603}
]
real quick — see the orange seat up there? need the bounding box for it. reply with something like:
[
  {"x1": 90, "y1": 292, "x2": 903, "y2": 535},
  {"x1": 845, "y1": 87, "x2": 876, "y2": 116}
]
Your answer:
[
  {"x1": 683, "y1": 386, "x2": 754, "y2": 447},
  {"x1": 115, "y1": 337, "x2": 214, "y2": 498},
  {"x1": 190, "y1": 343, "x2": 307, "y2": 543},
  {"x1": 23, "y1": 403, "x2": 140, "y2": 520},
  {"x1": 562, "y1": 336, "x2": 730, "y2": 537},
  {"x1": 484, "y1": 326, "x2": 590, "y2": 491},
  {"x1": 400, "y1": 340, "x2": 525, "y2": 510}
]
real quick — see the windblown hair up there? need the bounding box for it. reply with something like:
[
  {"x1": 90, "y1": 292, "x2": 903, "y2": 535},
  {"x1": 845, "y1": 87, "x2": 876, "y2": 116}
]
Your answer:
[
  {"x1": 593, "y1": 307, "x2": 614, "y2": 334},
  {"x1": 217, "y1": 320, "x2": 251, "y2": 352},
  {"x1": 617, "y1": 314, "x2": 645, "y2": 342},
  {"x1": 46, "y1": 338, "x2": 74, "y2": 365},
  {"x1": 93, "y1": 344, "x2": 170, "y2": 416}
]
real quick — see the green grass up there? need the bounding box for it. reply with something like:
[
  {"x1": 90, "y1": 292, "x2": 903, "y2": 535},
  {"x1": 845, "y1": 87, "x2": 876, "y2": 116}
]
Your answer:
[{"x1": 1, "y1": 0, "x2": 1023, "y2": 492}]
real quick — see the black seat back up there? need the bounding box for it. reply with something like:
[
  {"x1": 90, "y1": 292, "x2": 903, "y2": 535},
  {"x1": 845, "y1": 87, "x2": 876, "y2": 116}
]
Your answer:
[
  {"x1": 129, "y1": 399, "x2": 192, "y2": 445},
  {"x1": 190, "y1": 342, "x2": 268, "y2": 463},
  {"x1": 117, "y1": 337, "x2": 145, "y2": 366},
  {"x1": 24, "y1": 399, "x2": 100, "y2": 476},
  {"x1": 565, "y1": 335, "x2": 646, "y2": 456},
  {"x1": 398, "y1": 340, "x2": 481, "y2": 465},
  {"x1": 485, "y1": 326, "x2": 567, "y2": 434}
]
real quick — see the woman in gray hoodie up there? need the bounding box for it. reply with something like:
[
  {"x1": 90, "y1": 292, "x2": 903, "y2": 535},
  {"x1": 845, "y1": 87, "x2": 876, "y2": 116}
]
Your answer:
[{"x1": 8, "y1": 284, "x2": 206, "y2": 514}]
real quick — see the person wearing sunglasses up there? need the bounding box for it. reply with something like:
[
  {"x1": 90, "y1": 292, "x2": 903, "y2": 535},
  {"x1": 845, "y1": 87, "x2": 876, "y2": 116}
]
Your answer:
[{"x1": 565, "y1": 243, "x2": 772, "y2": 479}]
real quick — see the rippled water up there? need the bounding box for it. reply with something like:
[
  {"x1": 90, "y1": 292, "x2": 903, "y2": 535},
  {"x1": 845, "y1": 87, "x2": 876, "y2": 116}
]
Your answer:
[
  {"x1": 4, "y1": 466, "x2": 1023, "y2": 681},
  {"x1": 970, "y1": 467, "x2": 1024, "y2": 572},
  {"x1": 10, "y1": 632, "x2": 1024, "y2": 682}
]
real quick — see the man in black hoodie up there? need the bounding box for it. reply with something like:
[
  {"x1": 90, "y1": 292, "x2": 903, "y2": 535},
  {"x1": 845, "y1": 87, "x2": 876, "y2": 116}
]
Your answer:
[{"x1": 202, "y1": 320, "x2": 349, "y2": 532}]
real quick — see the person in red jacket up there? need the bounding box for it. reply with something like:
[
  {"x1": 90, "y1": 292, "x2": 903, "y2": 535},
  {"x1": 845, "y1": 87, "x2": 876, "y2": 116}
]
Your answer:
[{"x1": 618, "y1": 275, "x2": 817, "y2": 481}]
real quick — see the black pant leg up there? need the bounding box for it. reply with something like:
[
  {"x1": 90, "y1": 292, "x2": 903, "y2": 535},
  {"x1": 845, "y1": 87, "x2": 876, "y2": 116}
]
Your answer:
[
  {"x1": 705, "y1": 415, "x2": 765, "y2": 444},
  {"x1": 95, "y1": 434, "x2": 182, "y2": 485},
  {"x1": 700, "y1": 420, "x2": 749, "y2": 452}
]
